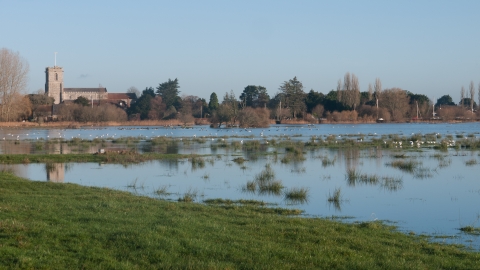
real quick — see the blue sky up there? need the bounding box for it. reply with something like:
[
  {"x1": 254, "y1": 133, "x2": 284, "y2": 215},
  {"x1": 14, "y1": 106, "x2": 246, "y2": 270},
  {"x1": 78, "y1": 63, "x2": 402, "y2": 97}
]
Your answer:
[{"x1": 2, "y1": 0, "x2": 479, "y2": 103}]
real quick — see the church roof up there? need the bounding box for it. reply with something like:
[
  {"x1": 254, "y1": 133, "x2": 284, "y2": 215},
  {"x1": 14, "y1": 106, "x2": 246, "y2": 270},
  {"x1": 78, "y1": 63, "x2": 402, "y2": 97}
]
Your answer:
[
  {"x1": 64, "y1": 88, "x2": 107, "y2": 93},
  {"x1": 108, "y1": 93, "x2": 137, "y2": 100}
]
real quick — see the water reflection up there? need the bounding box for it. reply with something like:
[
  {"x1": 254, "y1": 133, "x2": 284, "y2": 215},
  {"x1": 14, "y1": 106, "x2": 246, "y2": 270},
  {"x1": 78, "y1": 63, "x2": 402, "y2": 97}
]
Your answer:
[{"x1": 46, "y1": 163, "x2": 64, "y2": 182}]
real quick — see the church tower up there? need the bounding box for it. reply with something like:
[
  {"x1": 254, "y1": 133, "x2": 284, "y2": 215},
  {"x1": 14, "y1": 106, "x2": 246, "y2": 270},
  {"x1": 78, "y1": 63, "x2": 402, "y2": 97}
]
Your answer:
[{"x1": 45, "y1": 66, "x2": 64, "y2": 104}]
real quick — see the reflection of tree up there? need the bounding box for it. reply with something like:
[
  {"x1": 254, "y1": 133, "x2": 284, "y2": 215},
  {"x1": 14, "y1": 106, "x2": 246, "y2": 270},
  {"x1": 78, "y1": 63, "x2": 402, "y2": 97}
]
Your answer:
[
  {"x1": 328, "y1": 200, "x2": 342, "y2": 212},
  {"x1": 380, "y1": 177, "x2": 403, "y2": 192},
  {"x1": 46, "y1": 163, "x2": 64, "y2": 182},
  {"x1": 339, "y1": 148, "x2": 360, "y2": 169},
  {"x1": 0, "y1": 164, "x2": 28, "y2": 178}
]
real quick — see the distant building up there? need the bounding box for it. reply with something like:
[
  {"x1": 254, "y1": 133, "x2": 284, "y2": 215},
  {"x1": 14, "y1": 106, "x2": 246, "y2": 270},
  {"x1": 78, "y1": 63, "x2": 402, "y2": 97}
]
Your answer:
[{"x1": 45, "y1": 66, "x2": 136, "y2": 107}]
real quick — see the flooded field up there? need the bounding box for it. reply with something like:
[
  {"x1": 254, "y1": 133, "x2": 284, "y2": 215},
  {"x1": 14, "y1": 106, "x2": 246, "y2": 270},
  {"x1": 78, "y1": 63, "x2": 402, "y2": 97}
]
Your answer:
[{"x1": 1, "y1": 122, "x2": 480, "y2": 249}]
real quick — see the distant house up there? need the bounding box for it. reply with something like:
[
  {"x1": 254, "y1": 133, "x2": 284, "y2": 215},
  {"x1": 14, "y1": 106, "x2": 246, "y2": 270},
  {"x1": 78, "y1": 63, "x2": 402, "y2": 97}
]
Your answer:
[{"x1": 107, "y1": 93, "x2": 137, "y2": 108}]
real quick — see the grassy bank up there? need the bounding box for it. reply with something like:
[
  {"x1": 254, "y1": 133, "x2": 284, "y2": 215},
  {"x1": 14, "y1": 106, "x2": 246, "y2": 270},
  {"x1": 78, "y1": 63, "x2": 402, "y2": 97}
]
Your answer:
[
  {"x1": 0, "y1": 152, "x2": 189, "y2": 164},
  {"x1": 0, "y1": 173, "x2": 479, "y2": 269}
]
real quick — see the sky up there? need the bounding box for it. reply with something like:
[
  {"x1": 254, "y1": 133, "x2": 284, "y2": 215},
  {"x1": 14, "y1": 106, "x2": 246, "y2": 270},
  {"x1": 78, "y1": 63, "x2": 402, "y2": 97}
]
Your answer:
[{"x1": 2, "y1": 0, "x2": 480, "y2": 103}]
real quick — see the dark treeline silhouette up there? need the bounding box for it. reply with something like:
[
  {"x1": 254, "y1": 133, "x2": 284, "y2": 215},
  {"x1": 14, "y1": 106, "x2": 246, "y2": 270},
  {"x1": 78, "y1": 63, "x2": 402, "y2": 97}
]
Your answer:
[{"x1": 16, "y1": 75, "x2": 480, "y2": 125}]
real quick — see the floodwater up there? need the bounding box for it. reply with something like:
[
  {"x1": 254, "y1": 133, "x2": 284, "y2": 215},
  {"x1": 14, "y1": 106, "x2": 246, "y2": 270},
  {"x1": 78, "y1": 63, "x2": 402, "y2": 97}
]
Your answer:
[{"x1": 1, "y1": 122, "x2": 480, "y2": 250}]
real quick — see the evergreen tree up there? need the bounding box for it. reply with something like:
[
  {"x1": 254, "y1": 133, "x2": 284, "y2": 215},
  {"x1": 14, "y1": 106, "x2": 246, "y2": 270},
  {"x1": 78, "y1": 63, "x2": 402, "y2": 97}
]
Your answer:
[
  {"x1": 208, "y1": 92, "x2": 219, "y2": 112},
  {"x1": 156, "y1": 79, "x2": 180, "y2": 109},
  {"x1": 127, "y1": 87, "x2": 155, "y2": 120},
  {"x1": 279, "y1": 76, "x2": 306, "y2": 118}
]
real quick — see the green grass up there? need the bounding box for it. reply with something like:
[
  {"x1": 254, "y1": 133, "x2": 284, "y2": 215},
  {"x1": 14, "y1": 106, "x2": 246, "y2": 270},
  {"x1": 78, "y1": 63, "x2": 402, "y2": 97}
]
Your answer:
[
  {"x1": 1, "y1": 172, "x2": 480, "y2": 268},
  {"x1": 0, "y1": 152, "x2": 188, "y2": 164}
]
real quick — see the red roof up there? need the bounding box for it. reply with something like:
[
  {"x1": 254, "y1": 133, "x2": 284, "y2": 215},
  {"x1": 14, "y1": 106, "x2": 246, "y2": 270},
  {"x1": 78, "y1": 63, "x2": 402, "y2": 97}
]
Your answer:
[{"x1": 108, "y1": 93, "x2": 136, "y2": 100}]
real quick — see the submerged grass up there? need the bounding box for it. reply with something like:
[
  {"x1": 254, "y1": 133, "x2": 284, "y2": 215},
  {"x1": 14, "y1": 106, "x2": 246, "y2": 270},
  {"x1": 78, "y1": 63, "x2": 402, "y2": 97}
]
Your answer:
[
  {"x1": 328, "y1": 187, "x2": 342, "y2": 203},
  {"x1": 154, "y1": 185, "x2": 170, "y2": 196},
  {"x1": 466, "y1": 159, "x2": 478, "y2": 166},
  {"x1": 459, "y1": 226, "x2": 480, "y2": 235},
  {"x1": 346, "y1": 168, "x2": 379, "y2": 185},
  {"x1": 0, "y1": 152, "x2": 188, "y2": 164},
  {"x1": 1, "y1": 172, "x2": 480, "y2": 268},
  {"x1": 386, "y1": 160, "x2": 419, "y2": 172},
  {"x1": 284, "y1": 187, "x2": 309, "y2": 203}
]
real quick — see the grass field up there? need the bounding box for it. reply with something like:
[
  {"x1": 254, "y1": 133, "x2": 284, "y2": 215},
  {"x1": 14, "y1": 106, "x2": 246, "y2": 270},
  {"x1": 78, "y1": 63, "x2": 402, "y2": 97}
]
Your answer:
[{"x1": 1, "y1": 172, "x2": 479, "y2": 269}]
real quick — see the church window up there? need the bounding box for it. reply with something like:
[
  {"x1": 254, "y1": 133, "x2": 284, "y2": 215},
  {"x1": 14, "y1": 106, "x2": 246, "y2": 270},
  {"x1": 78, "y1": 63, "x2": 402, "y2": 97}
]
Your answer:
[{"x1": 55, "y1": 73, "x2": 58, "y2": 81}]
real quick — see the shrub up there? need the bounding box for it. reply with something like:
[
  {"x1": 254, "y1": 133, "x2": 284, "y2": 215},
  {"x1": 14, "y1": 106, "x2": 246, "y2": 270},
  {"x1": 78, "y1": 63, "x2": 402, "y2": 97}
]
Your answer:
[{"x1": 238, "y1": 107, "x2": 270, "y2": 128}]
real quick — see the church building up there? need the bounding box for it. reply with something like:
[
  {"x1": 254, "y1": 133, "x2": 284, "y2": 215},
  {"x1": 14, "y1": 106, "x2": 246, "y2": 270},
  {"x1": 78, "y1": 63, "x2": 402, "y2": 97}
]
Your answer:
[{"x1": 45, "y1": 66, "x2": 136, "y2": 107}]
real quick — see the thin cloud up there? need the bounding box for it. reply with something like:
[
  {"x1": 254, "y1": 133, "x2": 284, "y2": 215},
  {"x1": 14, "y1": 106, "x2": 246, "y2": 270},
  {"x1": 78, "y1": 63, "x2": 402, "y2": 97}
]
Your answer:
[{"x1": 79, "y1": 74, "x2": 89, "y2": 79}]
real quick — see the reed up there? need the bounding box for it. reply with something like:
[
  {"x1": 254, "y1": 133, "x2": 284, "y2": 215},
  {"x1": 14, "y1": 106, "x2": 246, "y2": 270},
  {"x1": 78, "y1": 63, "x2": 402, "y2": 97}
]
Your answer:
[
  {"x1": 459, "y1": 226, "x2": 480, "y2": 235},
  {"x1": 465, "y1": 159, "x2": 478, "y2": 166},
  {"x1": 254, "y1": 164, "x2": 275, "y2": 183},
  {"x1": 189, "y1": 155, "x2": 205, "y2": 169},
  {"x1": 154, "y1": 185, "x2": 170, "y2": 196},
  {"x1": 284, "y1": 187, "x2": 309, "y2": 203},
  {"x1": 258, "y1": 180, "x2": 284, "y2": 195},
  {"x1": 386, "y1": 160, "x2": 418, "y2": 172},
  {"x1": 178, "y1": 188, "x2": 198, "y2": 202},
  {"x1": 232, "y1": 157, "x2": 247, "y2": 164},
  {"x1": 328, "y1": 187, "x2": 342, "y2": 203}
]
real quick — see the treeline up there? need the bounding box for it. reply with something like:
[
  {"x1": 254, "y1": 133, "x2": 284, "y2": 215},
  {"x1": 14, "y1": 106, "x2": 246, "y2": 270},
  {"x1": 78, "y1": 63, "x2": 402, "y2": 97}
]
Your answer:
[
  {"x1": 123, "y1": 74, "x2": 480, "y2": 127},
  {"x1": 2, "y1": 47, "x2": 479, "y2": 124}
]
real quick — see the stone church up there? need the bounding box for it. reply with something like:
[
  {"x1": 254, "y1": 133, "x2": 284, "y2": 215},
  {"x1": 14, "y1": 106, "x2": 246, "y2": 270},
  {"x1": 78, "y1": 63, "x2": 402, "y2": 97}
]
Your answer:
[{"x1": 45, "y1": 66, "x2": 136, "y2": 107}]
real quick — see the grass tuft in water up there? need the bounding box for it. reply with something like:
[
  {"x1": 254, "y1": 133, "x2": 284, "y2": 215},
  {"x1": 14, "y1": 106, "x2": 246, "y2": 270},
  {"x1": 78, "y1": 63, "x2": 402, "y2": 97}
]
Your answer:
[
  {"x1": 284, "y1": 187, "x2": 309, "y2": 203},
  {"x1": 178, "y1": 188, "x2": 198, "y2": 202},
  {"x1": 328, "y1": 187, "x2": 342, "y2": 203},
  {"x1": 346, "y1": 168, "x2": 379, "y2": 186},
  {"x1": 232, "y1": 157, "x2": 247, "y2": 164},
  {"x1": 189, "y1": 155, "x2": 205, "y2": 170},
  {"x1": 465, "y1": 159, "x2": 478, "y2": 166},
  {"x1": 386, "y1": 160, "x2": 419, "y2": 172},
  {"x1": 154, "y1": 185, "x2": 170, "y2": 196},
  {"x1": 258, "y1": 180, "x2": 284, "y2": 195},
  {"x1": 459, "y1": 226, "x2": 480, "y2": 235}
]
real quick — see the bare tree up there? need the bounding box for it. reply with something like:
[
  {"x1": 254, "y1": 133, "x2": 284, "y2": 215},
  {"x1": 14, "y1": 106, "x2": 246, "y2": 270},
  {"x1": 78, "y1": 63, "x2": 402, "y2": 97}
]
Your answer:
[
  {"x1": 380, "y1": 88, "x2": 409, "y2": 121},
  {"x1": 374, "y1": 78, "x2": 382, "y2": 119},
  {"x1": 469, "y1": 81, "x2": 475, "y2": 113},
  {"x1": 312, "y1": 104, "x2": 324, "y2": 119},
  {"x1": 127, "y1": 86, "x2": 140, "y2": 98},
  {"x1": 222, "y1": 90, "x2": 239, "y2": 124},
  {"x1": 338, "y1": 72, "x2": 360, "y2": 111},
  {"x1": 368, "y1": 83, "x2": 373, "y2": 101},
  {"x1": 336, "y1": 79, "x2": 342, "y2": 102},
  {"x1": 350, "y1": 74, "x2": 360, "y2": 111},
  {"x1": 343, "y1": 72, "x2": 351, "y2": 92},
  {"x1": 0, "y1": 48, "x2": 29, "y2": 121}
]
